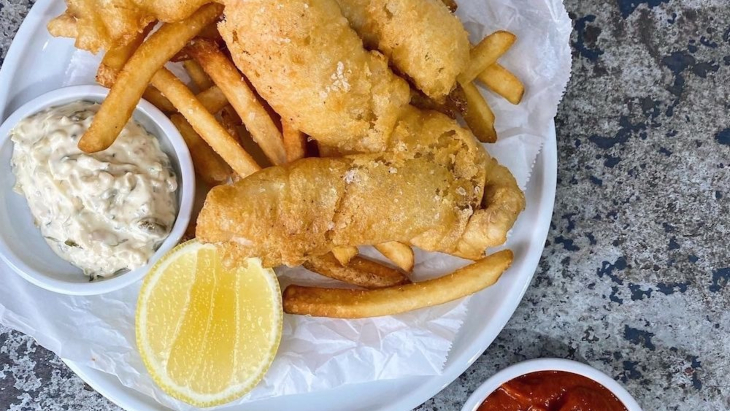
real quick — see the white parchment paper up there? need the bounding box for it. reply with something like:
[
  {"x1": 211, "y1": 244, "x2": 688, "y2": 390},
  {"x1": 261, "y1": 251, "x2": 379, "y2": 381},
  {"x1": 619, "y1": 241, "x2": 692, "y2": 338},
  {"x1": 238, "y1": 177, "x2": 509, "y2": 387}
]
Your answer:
[{"x1": 0, "y1": 0, "x2": 571, "y2": 409}]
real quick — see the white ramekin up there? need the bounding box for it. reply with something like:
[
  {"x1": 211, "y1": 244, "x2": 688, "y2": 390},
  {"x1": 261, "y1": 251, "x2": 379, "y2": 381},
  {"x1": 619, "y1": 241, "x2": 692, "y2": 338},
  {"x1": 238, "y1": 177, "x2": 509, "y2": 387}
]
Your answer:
[{"x1": 0, "y1": 85, "x2": 195, "y2": 295}]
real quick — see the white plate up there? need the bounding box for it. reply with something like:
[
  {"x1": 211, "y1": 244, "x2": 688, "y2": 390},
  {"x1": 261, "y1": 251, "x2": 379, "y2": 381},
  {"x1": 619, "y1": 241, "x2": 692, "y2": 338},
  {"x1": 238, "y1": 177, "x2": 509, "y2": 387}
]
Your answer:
[{"x1": 0, "y1": 0, "x2": 557, "y2": 410}]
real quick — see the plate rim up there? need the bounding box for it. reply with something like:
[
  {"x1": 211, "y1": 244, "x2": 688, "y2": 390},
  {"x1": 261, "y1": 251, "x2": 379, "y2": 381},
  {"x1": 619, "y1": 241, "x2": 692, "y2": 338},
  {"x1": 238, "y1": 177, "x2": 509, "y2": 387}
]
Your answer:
[{"x1": 1, "y1": 0, "x2": 558, "y2": 409}]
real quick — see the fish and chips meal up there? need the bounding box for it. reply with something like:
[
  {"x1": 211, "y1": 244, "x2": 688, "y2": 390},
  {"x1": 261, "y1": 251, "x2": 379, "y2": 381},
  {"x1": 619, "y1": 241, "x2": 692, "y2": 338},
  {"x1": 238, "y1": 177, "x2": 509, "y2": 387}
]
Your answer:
[{"x1": 39, "y1": 0, "x2": 529, "y2": 405}]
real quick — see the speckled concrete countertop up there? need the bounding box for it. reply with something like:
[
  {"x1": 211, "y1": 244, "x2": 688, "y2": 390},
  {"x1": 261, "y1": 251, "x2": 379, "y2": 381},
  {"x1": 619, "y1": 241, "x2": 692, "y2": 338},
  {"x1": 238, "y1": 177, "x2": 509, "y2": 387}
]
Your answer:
[{"x1": 1, "y1": 0, "x2": 729, "y2": 410}]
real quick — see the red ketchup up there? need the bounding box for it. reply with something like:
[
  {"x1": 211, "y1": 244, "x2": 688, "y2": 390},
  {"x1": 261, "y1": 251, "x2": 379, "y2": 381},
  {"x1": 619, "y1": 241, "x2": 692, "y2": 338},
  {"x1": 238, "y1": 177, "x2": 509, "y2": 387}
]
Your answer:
[{"x1": 477, "y1": 371, "x2": 629, "y2": 411}]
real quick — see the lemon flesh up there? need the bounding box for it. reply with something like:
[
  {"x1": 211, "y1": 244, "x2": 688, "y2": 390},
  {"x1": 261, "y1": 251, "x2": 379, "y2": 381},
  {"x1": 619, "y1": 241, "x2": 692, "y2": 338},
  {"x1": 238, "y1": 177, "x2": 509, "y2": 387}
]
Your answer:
[{"x1": 136, "y1": 240, "x2": 282, "y2": 407}]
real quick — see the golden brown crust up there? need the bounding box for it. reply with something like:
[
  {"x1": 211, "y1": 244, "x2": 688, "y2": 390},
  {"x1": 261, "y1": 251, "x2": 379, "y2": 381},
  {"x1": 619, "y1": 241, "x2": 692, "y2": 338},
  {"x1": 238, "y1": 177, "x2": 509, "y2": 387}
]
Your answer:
[
  {"x1": 218, "y1": 0, "x2": 410, "y2": 153},
  {"x1": 335, "y1": 0, "x2": 470, "y2": 100},
  {"x1": 197, "y1": 159, "x2": 347, "y2": 267},
  {"x1": 47, "y1": 13, "x2": 78, "y2": 39},
  {"x1": 454, "y1": 157, "x2": 526, "y2": 259},
  {"x1": 196, "y1": 153, "x2": 466, "y2": 267}
]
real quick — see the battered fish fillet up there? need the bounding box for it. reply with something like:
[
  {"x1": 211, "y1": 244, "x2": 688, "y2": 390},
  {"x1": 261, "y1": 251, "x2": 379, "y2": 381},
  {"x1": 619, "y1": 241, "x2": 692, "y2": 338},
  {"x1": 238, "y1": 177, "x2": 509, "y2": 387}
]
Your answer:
[
  {"x1": 49, "y1": 0, "x2": 211, "y2": 52},
  {"x1": 335, "y1": 0, "x2": 470, "y2": 100},
  {"x1": 197, "y1": 107, "x2": 524, "y2": 267},
  {"x1": 218, "y1": 0, "x2": 410, "y2": 153}
]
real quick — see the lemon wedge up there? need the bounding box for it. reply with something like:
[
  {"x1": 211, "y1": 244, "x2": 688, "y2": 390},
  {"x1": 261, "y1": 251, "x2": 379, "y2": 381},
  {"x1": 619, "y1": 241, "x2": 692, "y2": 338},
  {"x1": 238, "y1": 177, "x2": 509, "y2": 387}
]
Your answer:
[{"x1": 136, "y1": 240, "x2": 282, "y2": 407}]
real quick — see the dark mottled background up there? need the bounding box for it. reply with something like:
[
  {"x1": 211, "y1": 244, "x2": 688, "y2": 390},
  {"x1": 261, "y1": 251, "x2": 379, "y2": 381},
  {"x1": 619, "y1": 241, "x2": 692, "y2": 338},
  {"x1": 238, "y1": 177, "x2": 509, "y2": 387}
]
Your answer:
[{"x1": 1, "y1": 0, "x2": 729, "y2": 410}]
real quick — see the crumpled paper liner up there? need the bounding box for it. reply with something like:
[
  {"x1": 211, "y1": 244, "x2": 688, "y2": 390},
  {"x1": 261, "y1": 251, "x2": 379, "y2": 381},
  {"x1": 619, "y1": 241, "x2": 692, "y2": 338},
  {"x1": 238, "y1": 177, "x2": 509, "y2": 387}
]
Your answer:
[{"x1": 0, "y1": 0, "x2": 571, "y2": 409}]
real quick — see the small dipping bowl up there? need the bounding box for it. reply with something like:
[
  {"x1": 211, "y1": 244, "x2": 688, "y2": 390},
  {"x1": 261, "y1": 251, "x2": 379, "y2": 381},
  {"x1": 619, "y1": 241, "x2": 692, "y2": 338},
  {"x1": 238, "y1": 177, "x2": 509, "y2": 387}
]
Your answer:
[
  {"x1": 0, "y1": 85, "x2": 195, "y2": 295},
  {"x1": 461, "y1": 358, "x2": 643, "y2": 411}
]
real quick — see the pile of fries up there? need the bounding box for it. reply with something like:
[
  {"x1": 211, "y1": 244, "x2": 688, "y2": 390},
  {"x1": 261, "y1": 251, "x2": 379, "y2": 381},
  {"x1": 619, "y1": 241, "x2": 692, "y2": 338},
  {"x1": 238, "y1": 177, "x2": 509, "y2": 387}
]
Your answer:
[{"x1": 50, "y1": 1, "x2": 523, "y2": 319}]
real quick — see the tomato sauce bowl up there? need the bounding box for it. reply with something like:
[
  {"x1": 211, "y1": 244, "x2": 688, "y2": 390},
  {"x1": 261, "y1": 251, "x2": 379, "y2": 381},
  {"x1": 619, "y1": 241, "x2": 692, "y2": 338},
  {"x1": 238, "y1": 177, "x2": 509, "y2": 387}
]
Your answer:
[{"x1": 461, "y1": 358, "x2": 643, "y2": 411}]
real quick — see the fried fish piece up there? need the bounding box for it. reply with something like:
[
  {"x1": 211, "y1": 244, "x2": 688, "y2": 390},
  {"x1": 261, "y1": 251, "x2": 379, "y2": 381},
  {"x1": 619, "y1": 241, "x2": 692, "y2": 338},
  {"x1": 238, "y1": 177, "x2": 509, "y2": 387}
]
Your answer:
[
  {"x1": 197, "y1": 153, "x2": 467, "y2": 267},
  {"x1": 335, "y1": 0, "x2": 470, "y2": 100},
  {"x1": 197, "y1": 107, "x2": 524, "y2": 267},
  {"x1": 218, "y1": 0, "x2": 410, "y2": 153},
  {"x1": 49, "y1": 0, "x2": 212, "y2": 52}
]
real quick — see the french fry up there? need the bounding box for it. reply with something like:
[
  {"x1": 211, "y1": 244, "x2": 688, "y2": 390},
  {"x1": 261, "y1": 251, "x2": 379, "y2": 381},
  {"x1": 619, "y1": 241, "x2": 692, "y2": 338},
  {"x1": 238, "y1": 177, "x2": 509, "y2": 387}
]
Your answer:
[
  {"x1": 282, "y1": 121, "x2": 307, "y2": 162},
  {"x1": 285, "y1": 250, "x2": 513, "y2": 318},
  {"x1": 198, "y1": 22, "x2": 222, "y2": 41},
  {"x1": 331, "y1": 246, "x2": 358, "y2": 266},
  {"x1": 151, "y1": 68, "x2": 261, "y2": 178},
  {"x1": 374, "y1": 242, "x2": 414, "y2": 272},
  {"x1": 304, "y1": 253, "x2": 410, "y2": 289},
  {"x1": 183, "y1": 60, "x2": 213, "y2": 91},
  {"x1": 347, "y1": 257, "x2": 410, "y2": 285},
  {"x1": 100, "y1": 68, "x2": 177, "y2": 114},
  {"x1": 78, "y1": 3, "x2": 223, "y2": 153},
  {"x1": 196, "y1": 85, "x2": 229, "y2": 114},
  {"x1": 47, "y1": 13, "x2": 77, "y2": 39},
  {"x1": 460, "y1": 82, "x2": 497, "y2": 143},
  {"x1": 477, "y1": 63, "x2": 525, "y2": 105},
  {"x1": 188, "y1": 39, "x2": 288, "y2": 166},
  {"x1": 96, "y1": 23, "x2": 154, "y2": 86},
  {"x1": 97, "y1": 76, "x2": 176, "y2": 114},
  {"x1": 234, "y1": 126, "x2": 273, "y2": 168},
  {"x1": 171, "y1": 49, "x2": 192, "y2": 62},
  {"x1": 177, "y1": 85, "x2": 237, "y2": 185},
  {"x1": 171, "y1": 23, "x2": 221, "y2": 62},
  {"x1": 170, "y1": 114, "x2": 231, "y2": 185},
  {"x1": 141, "y1": 88, "x2": 176, "y2": 113},
  {"x1": 95, "y1": 23, "x2": 176, "y2": 113},
  {"x1": 222, "y1": 105, "x2": 243, "y2": 125},
  {"x1": 457, "y1": 31, "x2": 516, "y2": 85}
]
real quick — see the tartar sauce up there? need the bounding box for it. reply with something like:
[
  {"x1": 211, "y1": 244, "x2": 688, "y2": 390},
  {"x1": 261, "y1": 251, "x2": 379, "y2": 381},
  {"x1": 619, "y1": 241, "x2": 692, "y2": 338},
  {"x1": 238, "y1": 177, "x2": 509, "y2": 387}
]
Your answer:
[{"x1": 10, "y1": 101, "x2": 178, "y2": 279}]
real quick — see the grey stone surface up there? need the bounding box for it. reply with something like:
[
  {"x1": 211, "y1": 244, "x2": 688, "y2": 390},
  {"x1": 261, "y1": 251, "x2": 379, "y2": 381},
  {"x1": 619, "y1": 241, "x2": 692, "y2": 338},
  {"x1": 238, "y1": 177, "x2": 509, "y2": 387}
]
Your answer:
[{"x1": 0, "y1": 0, "x2": 728, "y2": 410}]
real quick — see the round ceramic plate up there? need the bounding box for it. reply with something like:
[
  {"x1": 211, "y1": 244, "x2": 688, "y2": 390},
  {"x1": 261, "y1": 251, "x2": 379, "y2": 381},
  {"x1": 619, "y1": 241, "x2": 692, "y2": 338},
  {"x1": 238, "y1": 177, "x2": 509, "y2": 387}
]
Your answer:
[{"x1": 0, "y1": 0, "x2": 557, "y2": 410}]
